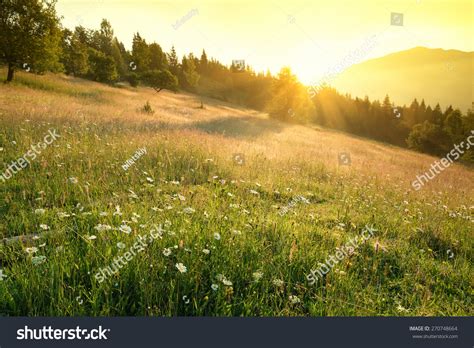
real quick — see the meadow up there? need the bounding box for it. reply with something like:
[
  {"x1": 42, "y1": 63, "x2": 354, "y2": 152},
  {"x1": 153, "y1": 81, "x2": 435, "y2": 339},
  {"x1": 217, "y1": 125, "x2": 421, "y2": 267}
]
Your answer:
[{"x1": 0, "y1": 69, "x2": 472, "y2": 316}]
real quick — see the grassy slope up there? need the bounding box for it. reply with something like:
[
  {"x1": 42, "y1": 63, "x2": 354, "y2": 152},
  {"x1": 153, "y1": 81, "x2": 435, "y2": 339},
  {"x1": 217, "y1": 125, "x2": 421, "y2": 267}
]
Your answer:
[{"x1": 0, "y1": 70, "x2": 472, "y2": 316}]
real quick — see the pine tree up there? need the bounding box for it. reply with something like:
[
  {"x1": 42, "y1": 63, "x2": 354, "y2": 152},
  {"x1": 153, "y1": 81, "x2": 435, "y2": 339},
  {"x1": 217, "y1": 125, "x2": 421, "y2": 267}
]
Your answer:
[
  {"x1": 131, "y1": 32, "x2": 150, "y2": 72},
  {"x1": 149, "y1": 43, "x2": 167, "y2": 70},
  {"x1": 199, "y1": 49, "x2": 208, "y2": 74},
  {"x1": 168, "y1": 46, "x2": 179, "y2": 76}
]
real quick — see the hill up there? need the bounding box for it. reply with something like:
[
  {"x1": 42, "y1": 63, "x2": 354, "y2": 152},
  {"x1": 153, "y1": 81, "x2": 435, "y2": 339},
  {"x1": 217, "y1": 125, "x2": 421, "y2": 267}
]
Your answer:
[
  {"x1": 333, "y1": 47, "x2": 473, "y2": 111},
  {"x1": 0, "y1": 70, "x2": 472, "y2": 316}
]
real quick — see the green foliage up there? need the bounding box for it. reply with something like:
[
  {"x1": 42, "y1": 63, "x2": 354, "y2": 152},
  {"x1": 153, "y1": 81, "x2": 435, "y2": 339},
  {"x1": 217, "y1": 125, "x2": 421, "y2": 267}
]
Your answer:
[
  {"x1": 149, "y1": 43, "x2": 167, "y2": 70},
  {"x1": 179, "y1": 54, "x2": 200, "y2": 91},
  {"x1": 167, "y1": 46, "x2": 179, "y2": 76},
  {"x1": 131, "y1": 33, "x2": 150, "y2": 73},
  {"x1": 0, "y1": 0, "x2": 62, "y2": 81},
  {"x1": 407, "y1": 121, "x2": 450, "y2": 155},
  {"x1": 61, "y1": 28, "x2": 89, "y2": 76},
  {"x1": 140, "y1": 101, "x2": 154, "y2": 114},
  {"x1": 142, "y1": 69, "x2": 178, "y2": 93},
  {"x1": 87, "y1": 48, "x2": 118, "y2": 83},
  {"x1": 125, "y1": 72, "x2": 140, "y2": 87},
  {"x1": 266, "y1": 67, "x2": 314, "y2": 123}
]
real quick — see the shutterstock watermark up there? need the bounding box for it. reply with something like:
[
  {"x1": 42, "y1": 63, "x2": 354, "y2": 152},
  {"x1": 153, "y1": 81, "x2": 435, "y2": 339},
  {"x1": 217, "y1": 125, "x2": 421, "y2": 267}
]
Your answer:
[
  {"x1": 172, "y1": 8, "x2": 199, "y2": 30},
  {"x1": 94, "y1": 225, "x2": 164, "y2": 283},
  {"x1": 411, "y1": 130, "x2": 474, "y2": 191},
  {"x1": 122, "y1": 147, "x2": 146, "y2": 171},
  {"x1": 306, "y1": 225, "x2": 376, "y2": 285},
  {"x1": 279, "y1": 195, "x2": 310, "y2": 216},
  {"x1": 0, "y1": 129, "x2": 60, "y2": 183},
  {"x1": 17, "y1": 326, "x2": 109, "y2": 340}
]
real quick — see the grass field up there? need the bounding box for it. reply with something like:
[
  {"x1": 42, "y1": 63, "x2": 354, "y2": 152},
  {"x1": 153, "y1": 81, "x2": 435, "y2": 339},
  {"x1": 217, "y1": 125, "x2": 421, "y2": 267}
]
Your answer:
[{"x1": 0, "y1": 70, "x2": 472, "y2": 316}]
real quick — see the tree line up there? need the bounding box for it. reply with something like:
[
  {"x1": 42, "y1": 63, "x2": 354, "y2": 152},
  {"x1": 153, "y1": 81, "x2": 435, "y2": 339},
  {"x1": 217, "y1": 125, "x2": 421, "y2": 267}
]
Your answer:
[{"x1": 1, "y1": 0, "x2": 472, "y2": 162}]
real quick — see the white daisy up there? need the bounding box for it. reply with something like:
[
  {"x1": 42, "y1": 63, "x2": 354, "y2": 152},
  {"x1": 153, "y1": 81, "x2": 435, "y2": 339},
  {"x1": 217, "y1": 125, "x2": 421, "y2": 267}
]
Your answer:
[
  {"x1": 272, "y1": 279, "x2": 284, "y2": 287},
  {"x1": 117, "y1": 242, "x2": 126, "y2": 249},
  {"x1": 87, "y1": 235, "x2": 97, "y2": 240},
  {"x1": 221, "y1": 277, "x2": 232, "y2": 286},
  {"x1": 94, "y1": 224, "x2": 112, "y2": 232},
  {"x1": 202, "y1": 249, "x2": 210, "y2": 255},
  {"x1": 119, "y1": 224, "x2": 132, "y2": 234},
  {"x1": 34, "y1": 208, "x2": 45, "y2": 215},
  {"x1": 163, "y1": 248, "x2": 172, "y2": 257},
  {"x1": 25, "y1": 247, "x2": 38, "y2": 254},
  {"x1": 211, "y1": 284, "x2": 219, "y2": 291},
  {"x1": 175, "y1": 263, "x2": 187, "y2": 273},
  {"x1": 68, "y1": 177, "x2": 78, "y2": 184},
  {"x1": 213, "y1": 233, "x2": 221, "y2": 240},
  {"x1": 289, "y1": 295, "x2": 301, "y2": 304},
  {"x1": 39, "y1": 224, "x2": 49, "y2": 230},
  {"x1": 252, "y1": 271, "x2": 264, "y2": 282},
  {"x1": 183, "y1": 207, "x2": 195, "y2": 214}
]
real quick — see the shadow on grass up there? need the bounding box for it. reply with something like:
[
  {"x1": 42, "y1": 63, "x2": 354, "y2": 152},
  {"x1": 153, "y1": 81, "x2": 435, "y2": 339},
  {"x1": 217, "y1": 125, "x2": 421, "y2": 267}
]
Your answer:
[{"x1": 188, "y1": 115, "x2": 287, "y2": 139}]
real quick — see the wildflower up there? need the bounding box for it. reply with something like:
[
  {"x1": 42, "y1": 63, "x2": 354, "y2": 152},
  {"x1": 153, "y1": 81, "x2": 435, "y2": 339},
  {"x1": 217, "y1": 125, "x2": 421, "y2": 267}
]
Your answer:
[
  {"x1": 175, "y1": 263, "x2": 187, "y2": 273},
  {"x1": 202, "y1": 249, "x2": 210, "y2": 255},
  {"x1": 183, "y1": 207, "x2": 195, "y2": 214},
  {"x1": 272, "y1": 279, "x2": 284, "y2": 287},
  {"x1": 211, "y1": 284, "x2": 219, "y2": 291},
  {"x1": 95, "y1": 224, "x2": 112, "y2": 232},
  {"x1": 58, "y1": 212, "x2": 71, "y2": 218},
  {"x1": 182, "y1": 295, "x2": 190, "y2": 304},
  {"x1": 146, "y1": 177, "x2": 154, "y2": 183},
  {"x1": 69, "y1": 177, "x2": 78, "y2": 184},
  {"x1": 119, "y1": 224, "x2": 132, "y2": 234},
  {"x1": 25, "y1": 247, "x2": 38, "y2": 254},
  {"x1": 117, "y1": 242, "x2": 126, "y2": 249},
  {"x1": 31, "y1": 255, "x2": 47, "y2": 265},
  {"x1": 222, "y1": 278, "x2": 232, "y2": 286},
  {"x1": 249, "y1": 189, "x2": 259, "y2": 196},
  {"x1": 39, "y1": 224, "x2": 49, "y2": 230},
  {"x1": 99, "y1": 212, "x2": 108, "y2": 216},
  {"x1": 128, "y1": 190, "x2": 139, "y2": 199},
  {"x1": 289, "y1": 295, "x2": 301, "y2": 304},
  {"x1": 213, "y1": 232, "x2": 221, "y2": 240},
  {"x1": 87, "y1": 235, "x2": 97, "y2": 240},
  {"x1": 163, "y1": 248, "x2": 172, "y2": 257},
  {"x1": 252, "y1": 271, "x2": 264, "y2": 282},
  {"x1": 35, "y1": 208, "x2": 45, "y2": 215},
  {"x1": 396, "y1": 303, "x2": 409, "y2": 313},
  {"x1": 113, "y1": 205, "x2": 122, "y2": 216},
  {"x1": 177, "y1": 194, "x2": 186, "y2": 201}
]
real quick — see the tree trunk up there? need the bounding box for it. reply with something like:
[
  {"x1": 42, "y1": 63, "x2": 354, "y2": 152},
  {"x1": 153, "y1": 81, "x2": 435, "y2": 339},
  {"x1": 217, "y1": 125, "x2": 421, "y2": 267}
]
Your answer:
[{"x1": 6, "y1": 63, "x2": 15, "y2": 83}]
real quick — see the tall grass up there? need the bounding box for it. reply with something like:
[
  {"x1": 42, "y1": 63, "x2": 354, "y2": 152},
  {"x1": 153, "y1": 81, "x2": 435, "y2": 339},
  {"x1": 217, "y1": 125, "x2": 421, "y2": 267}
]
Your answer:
[{"x1": 0, "y1": 72, "x2": 472, "y2": 316}]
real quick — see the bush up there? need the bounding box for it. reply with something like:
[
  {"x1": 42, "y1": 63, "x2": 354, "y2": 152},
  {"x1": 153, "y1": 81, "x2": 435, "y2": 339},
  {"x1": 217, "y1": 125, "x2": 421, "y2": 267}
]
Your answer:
[
  {"x1": 125, "y1": 72, "x2": 139, "y2": 87},
  {"x1": 140, "y1": 101, "x2": 154, "y2": 115}
]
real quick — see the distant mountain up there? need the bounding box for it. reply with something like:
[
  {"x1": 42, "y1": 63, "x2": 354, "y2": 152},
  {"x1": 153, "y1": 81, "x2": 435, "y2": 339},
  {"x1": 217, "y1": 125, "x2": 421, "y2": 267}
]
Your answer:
[{"x1": 333, "y1": 47, "x2": 473, "y2": 112}]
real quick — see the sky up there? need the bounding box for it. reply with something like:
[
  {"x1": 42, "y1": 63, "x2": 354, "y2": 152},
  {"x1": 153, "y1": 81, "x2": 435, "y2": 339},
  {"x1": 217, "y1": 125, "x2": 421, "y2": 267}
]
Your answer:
[{"x1": 56, "y1": 0, "x2": 473, "y2": 84}]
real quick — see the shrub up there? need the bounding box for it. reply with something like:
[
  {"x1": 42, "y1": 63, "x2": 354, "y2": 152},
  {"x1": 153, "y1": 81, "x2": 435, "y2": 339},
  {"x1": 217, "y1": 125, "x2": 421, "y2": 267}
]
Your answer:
[{"x1": 140, "y1": 101, "x2": 154, "y2": 114}]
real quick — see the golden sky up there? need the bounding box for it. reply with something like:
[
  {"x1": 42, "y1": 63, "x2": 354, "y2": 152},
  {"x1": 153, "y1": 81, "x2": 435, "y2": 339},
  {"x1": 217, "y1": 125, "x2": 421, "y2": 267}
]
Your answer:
[{"x1": 57, "y1": 0, "x2": 473, "y2": 84}]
